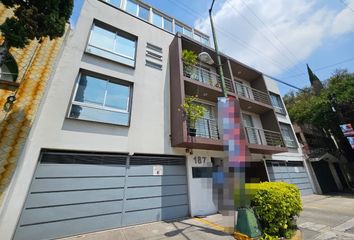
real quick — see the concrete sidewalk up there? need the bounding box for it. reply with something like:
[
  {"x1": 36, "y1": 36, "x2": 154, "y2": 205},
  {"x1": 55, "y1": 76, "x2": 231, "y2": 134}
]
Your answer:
[
  {"x1": 61, "y1": 215, "x2": 235, "y2": 240},
  {"x1": 299, "y1": 194, "x2": 354, "y2": 240}
]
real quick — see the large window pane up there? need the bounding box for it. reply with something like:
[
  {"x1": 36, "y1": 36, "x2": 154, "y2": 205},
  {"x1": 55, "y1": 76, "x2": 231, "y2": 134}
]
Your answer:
[
  {"x1": 138, "y1": 5, "x2": 149, "y2": 20},
  {"x1": 201, "y1": 36, "x2": 209, "y2": 45},
  {"x1": 89, "y1": 26, "x2": 115, "y2": 51},
  {"x1": 280, "y1": 124, "x2": 297, "y2": 148},
  {"x1": 194, "y1": 33, "x2": 202, "y2": 43},
  {"x1": 126, "y1": 0, "x2": 138, "y2": 15},
  {"x1": 75, "y1": 75, "x2": 106, "y2": 105},
  {"x1": 175, "y1": 23, "x2": 183, "y2": 34},
  {"x1": 163, "y1": 18, "x2": 172, "y2": 32},
  {"x1": 106, "y1": 0, "x2": 120, "y2": 7},
  {"x1": 152, "y1": 12, "x2": 163, "y2": 28},
  {"x1": 115, "y1": 35, "x2": 135, "y2": 59},
  {"x1": 184, "y1": 28, "x2": 193, "y2": 37},
  {"x1": 86, "y1": 24, "x2": 136, "y2": 67},
  {"x1": 105, "y1": 82, "x2": 130, "y2": 110},
  {"x1": 70, "y1": 74, "x2": 131, "y2": 126}
]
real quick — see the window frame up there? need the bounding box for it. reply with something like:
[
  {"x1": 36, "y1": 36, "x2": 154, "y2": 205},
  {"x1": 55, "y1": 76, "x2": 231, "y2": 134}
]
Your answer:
[
  {"x1": 86, "y1": 22, "x2": 137, "y2": 68},
  {"x1": 269, "y1": 92, "x2": 286, "y2": 115},
  {"x1": 68, "y1": 71, "x2": 133, "y2": 126},
  {"x1": 279, "y1": 122, "x2": 298, "y2": 148}
]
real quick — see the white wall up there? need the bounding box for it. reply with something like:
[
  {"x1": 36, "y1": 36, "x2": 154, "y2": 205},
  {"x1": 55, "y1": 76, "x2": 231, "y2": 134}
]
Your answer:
[{"x1": 0, "y1": 1, "x2": 221, "y2": 238}]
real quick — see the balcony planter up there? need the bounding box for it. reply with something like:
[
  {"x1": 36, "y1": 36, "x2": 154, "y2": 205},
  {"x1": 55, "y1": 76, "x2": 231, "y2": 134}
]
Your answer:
[
  {"x1": 182, "y1": 50, "x2": 197, "y2": 78},
  {"x1": 189, "y1": 128, "x2": 197, "y2": 137},
  {"x1": 179, "y1": 95, "x2": 206, "y2": 137}
]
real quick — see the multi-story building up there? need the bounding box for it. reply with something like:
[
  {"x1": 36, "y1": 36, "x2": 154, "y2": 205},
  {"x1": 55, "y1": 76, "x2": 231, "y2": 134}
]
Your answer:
[{"x1": 0, "y1": 1, "x2": 315, "y2": 239}]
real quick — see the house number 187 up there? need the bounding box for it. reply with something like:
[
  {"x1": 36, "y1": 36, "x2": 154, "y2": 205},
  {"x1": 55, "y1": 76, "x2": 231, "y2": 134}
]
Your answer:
[{"x1": 193, "y1": 156, "x2": 206, "y2": 164}]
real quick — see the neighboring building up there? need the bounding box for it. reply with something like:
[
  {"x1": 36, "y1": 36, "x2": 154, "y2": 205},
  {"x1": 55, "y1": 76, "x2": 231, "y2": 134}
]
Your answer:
[
  {"x1": 0, "y1": 3, "x2": 68, "y2": 203},
  {"x1": 293, "y1": 123, "x2": 351, "y2": 194},
  {"x1": 0, "y1": 1, "x2": 314, "y2": 239}
]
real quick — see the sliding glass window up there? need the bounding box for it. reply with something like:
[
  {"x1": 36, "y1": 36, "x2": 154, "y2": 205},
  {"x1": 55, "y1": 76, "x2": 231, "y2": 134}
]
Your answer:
[{"x1": 86, "y1": 24, "x2": 136, "y2": 67}]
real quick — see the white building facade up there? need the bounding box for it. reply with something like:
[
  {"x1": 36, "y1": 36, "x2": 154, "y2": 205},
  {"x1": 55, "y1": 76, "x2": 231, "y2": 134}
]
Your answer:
[{"x1": 0, "y1": 1, "x2": 314, "y2": 239}]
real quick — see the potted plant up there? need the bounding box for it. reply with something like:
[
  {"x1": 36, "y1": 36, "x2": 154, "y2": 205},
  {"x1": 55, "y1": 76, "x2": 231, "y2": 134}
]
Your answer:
[
  {"x1": 182, "y1": 49, "x2": 197, "y2": 78},
  {"x1": 179, "y1": 95, "x2": 206, "y2": 137}
]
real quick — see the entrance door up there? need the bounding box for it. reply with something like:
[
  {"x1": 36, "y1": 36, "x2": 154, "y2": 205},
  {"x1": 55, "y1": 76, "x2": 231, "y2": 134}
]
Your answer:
[{"x1": 243, "y1": 114, "x2": 258, "y2": 144}]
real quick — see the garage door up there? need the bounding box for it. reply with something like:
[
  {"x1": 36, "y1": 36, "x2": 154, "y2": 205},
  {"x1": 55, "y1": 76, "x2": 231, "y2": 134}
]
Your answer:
[
  {"x1": 14, "y1": 152, "x2": 188, "y2": 240},
  {"x1": 266, "y1": 160, "x2": 313, "y2": 196}
]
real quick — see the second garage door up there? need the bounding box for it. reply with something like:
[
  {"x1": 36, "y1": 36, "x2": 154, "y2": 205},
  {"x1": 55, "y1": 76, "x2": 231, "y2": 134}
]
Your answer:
[
  {"x1": 266, "y1": 160, "x2": 313, "y2": 196},
  {"x1": 14, "y1": 152, "x2": 189, "y2": 240}
]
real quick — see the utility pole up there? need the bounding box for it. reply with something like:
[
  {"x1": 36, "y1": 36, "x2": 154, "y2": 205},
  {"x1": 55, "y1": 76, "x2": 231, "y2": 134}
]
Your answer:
[
  {"x1": 209, "y1": 1, "x2": 261, "y2": 238},
  {"x1": 209, "y1": 0, "x2": 227, "y2": 98}
]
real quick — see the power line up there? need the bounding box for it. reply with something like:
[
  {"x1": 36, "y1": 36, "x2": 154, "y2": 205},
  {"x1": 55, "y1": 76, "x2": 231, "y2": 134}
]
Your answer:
[
  {"x1": 169, "y1": 0, "x2": 294, "y2": 72},
  {"x1": 284, "y1": 57, "x2": 354, "y2": 79},
  {"x1": 238, "y1": 0, "x2": 305, "y2": 72},
  {"x1": 224, "y1": 0, "x2": 304, "y2": 75},
  {"x1": 263, "y1": 74, "x2": 303, "y2": 91},
  {"x1": 338, "y1": 0, "x2": 354, "y2": 13},
  {"x1": 168, "y1": 0, "x2": 305, "y2": 91}
]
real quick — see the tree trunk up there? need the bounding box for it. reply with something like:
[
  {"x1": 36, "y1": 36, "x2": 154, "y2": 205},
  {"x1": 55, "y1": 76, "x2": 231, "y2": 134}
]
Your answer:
[{"x1": 0, "y1": 41, "x2": 9, "y2": 68}]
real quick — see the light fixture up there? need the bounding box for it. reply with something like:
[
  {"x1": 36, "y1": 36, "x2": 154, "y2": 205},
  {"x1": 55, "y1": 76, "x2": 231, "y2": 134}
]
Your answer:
[
  {"x1": 198, "y1": 52, "x2": 214, "y2": 65},
  {"x1": 3, "y1": 95, "x2": 16, "y2": 112}
]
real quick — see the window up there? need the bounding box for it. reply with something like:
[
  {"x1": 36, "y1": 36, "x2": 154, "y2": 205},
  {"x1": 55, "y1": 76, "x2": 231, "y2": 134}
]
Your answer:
[
  {"x1": 192, "y1": 167, "x2": 212, "y2": 178},
  {"x1": 270, "y1": 92, "x2": 286, "y2": 115},
  {"x1": 194, "y1": 33, "x2": 202, "y2": 43},
  {"x1": 243, "y1": 113, "x2": 259, "y2": 144},
  {"x1": 86, "y1": 24, "x2": 136, "y2": 67},
  {"x1": 280, "y1": 123, "x2": 298, "y2": 148},
  {"x1": 184, "y1": 28, "x2": 193, "y2": 37},
  {"x1": 201, "y1": 36, "x2": 210, "y2": 46},
  {"x1": 175, "y1": 23, "x2": 183, "y2": 34},
  {"x1": 125, "y1": 0, "x2": 138, "y2": 15},
  {"x1": 0, "y1": 55, "x2": 18, "y2": 82},
  {"x1": 194, "y1": 103, "x2": 218, "y2": 139},
  {"x1": 138, "y1": 5, "x2": 149, "y2": 20},
  {"x1": 152, "y1": 12, "x2": 163, "y2": 28},
  {"x1": 163, "y1": 18, "x2": 173, "y2": 32},
  {"x1": 105, "y1": 0, "x2": 121, "y2": 7},
  {"x1": 69, "y1": 73, "x2": 131, "y2": 126}
]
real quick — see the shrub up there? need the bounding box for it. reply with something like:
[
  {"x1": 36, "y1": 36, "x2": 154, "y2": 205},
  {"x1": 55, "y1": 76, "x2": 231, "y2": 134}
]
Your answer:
[{"x1": 247, "y1": 182, "x2": 302, "y2": 239}]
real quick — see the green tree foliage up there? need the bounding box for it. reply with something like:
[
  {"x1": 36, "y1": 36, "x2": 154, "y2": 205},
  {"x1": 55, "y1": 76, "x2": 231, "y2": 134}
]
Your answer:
[
  {"x1": 284, "y1": 70, "x2": 354, "y2": 132},
  {"x1": 0, "y1": 0, "x2": 74, "y2": 66}
]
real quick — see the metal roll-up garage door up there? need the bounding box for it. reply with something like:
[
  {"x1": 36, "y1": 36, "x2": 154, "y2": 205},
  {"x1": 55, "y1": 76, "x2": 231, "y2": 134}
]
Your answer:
[
  {"x1": 266, "y1": 160, "x2": 313, "y2": 196},
  {"x1": 14, "y1": 152, "x2": 188, "y2": 240}
]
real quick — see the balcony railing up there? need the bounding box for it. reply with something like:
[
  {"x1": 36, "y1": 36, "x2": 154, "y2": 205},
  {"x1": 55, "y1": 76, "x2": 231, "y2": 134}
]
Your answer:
[
  {"x1": 188, "y1": 117, "x2": 219, "y2": 140},
  {"x1": 183, "y1": 63, "x2": 234, "y2": 93},
  {"x1": 244, "y1": 126, "x2": 285, "y2": 147},
  {"x1": 234, "y1": 82, "x2": 271, "y2": 105}
]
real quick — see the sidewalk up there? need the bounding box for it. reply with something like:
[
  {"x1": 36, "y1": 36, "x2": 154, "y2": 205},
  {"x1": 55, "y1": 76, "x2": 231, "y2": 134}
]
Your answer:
[{"x1": 61, "y1": 215, "x2": 235, "y2": 240}]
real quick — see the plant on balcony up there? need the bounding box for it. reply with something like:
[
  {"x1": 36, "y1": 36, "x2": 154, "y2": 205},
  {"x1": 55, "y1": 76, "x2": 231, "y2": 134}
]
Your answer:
[
  {"x1": 182, "y1": 49, "x2": 197, "y2": 78},
  {"x1": 179, "y1": 95, "x2": 206, "y2": 137}
]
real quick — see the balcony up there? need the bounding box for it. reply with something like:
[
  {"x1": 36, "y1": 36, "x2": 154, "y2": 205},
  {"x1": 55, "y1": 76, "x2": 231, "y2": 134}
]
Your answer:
[
  {"x1": 244, "y1": 126, "x2": 287, "y2": 154},
  {"x1": 188, "y1": 117, "x2": 219, "y2": 140},
  {"x1": 183, "y1": 63, "x2": 234, "y2": 93},
  {"x1": 234, "y1": 82, "x2": 271, "y2": 105}
]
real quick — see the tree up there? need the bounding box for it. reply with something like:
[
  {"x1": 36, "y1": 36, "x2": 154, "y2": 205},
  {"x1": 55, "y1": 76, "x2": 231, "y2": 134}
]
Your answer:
[
  {"x1": 284, "y1": 69, "x2": 354, "y2": 160},
  {"x1": 0, "y1": 0, "x2": 73, "y2": 66}
]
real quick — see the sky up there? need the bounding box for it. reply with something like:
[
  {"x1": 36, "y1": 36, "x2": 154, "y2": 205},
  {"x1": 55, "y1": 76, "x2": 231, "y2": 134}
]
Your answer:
[{"x1": 71, "y1": 0, "x2": 354, "y2": 95}]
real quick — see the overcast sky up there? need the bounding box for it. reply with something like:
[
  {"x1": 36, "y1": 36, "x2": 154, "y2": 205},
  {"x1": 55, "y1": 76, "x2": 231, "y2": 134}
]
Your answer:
[{"x1": 72, "y1": 0, "x2": 354, "y2": 95}]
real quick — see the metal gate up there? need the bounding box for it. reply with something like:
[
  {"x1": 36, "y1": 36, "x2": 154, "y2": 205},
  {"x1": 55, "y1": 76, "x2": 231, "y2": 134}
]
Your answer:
[
  {"x1": 14, "y1": 152, "x2": 188, "y2": 240},
  {"x1": 266, "y1": 160, "x2": 313, "y2": 195}
]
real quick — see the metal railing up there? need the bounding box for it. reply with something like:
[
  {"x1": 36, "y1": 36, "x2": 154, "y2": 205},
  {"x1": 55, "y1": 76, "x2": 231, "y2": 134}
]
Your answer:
[
  {"x1": 188, "y1": 117, "x2": 220, "y2": 139},
  {"x1": 273, "y1": 105, "x2": 286, "y2": 114},
  {"x1": 244, "y1": 126, "x2": 285, "y2": 147},
  {"x1": 234, "y1": 81, "x2": 271, "y2": 105},
  {"x1": 183, "y1": 63, "x2": 234, "y2": 93}
]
